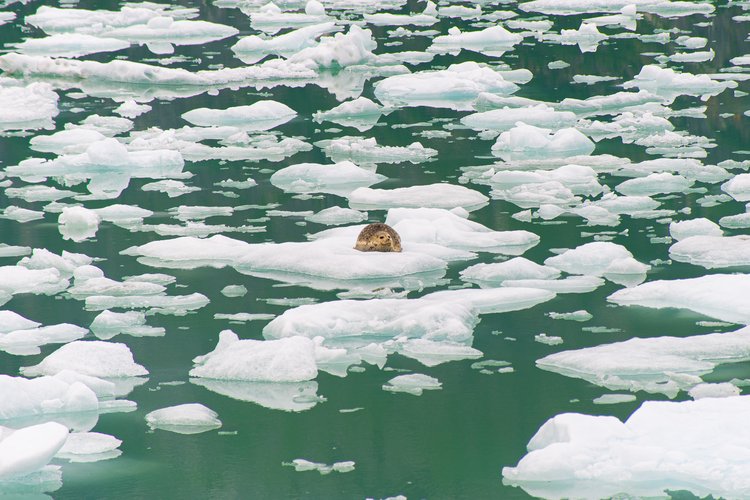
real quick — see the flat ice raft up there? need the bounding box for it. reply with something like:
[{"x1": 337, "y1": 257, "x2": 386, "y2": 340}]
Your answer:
[
  {"x1": 537, "y1": 325, "x2": 750, "y2": 397},
  {"x1": 503, "y1": 395, "x2": 750, "y2": 499},
  {"x1": 609, "y1": 274, "x2": 750, "y2": 324}
]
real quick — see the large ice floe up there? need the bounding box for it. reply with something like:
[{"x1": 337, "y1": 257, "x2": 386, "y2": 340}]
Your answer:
[
  {"x1": 504, "y1": 396, "x2": 750, "y2": 499},
  {"x1": 609, "y1": 274, "x2": 750, "y2": 324},
  {"x1": 537, "y1": 325, "x2": 750, "y2": 397},
  {"x1": 0, "y1": 80, "x2": 59, "y2": 131},
  {"x1": 374, "y1": 61, "x2": 520, "y2": 110},
  {"x1": 348, "y1": 184, "x2": 489, "y2": 211},
  {"x1": 263, "y1": 287, "x2": 555, "y2": 366},
  {"x1": 5, "y1": 139, "x2": 184, "y2": 199},
  {"x1": 270, "y1": 161, "x2": 386, "y2": 196}
]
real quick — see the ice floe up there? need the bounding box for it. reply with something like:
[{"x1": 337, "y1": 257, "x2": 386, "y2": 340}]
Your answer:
[
  {"x1": 461, "y1": 105, "x2": 576, "y2": 132},
  {"x1": 545, "y1": 242, "x2": 650, "y2": 286},
  {"x1": 382, "y1": 373, "x2": 442, "y2": 396},
  {"x1": 56, "y1": 431, "x2": 122, "y2": 462},
  {"x1": 504, "y1": 396, "x2": 750, "y2": 499},
  {"x1": 374, "y1": 62, "x2": 520, "y2": 110},
  {"x1": 58, "y1": 207, "x2": 101, "y2": 242},
  {"x1": 0, "y1": 422, "x2": 68, "y2": 479},
  {"x1": 270, "y1": 161, "x2": 385, "y2": 196},
  {"x1": 669, "y1": 234, "x2": 750, "y2": 268},
  {"x1": 284, "y1": 458, "x2": 355, "y2": 474},
  {"x1": 318, "y1": 136, "x2": 437, "y2": 165},
  {"x1": 348, "y1": 184, "x2": 489, "y2": 212},
  {"x1": 21, "y1": 341, "x2": 149, "y2": 378},
  {"x1": 491, "y1": 124, "x2": 595, "y2": 161},
  {"x1": 0, "y1": 81, "x2": 58, "y2": 131},
  {"x1": 145, "y1": 404, "x2": 222, "y2": 434},
  {"x1": 232, "y1": 22, "x2": 339, "y2": 64},
  {"x1": 182, "y1": 101, "x2": 296, "y2": 130},
  {"x1": 609, "y1": 274, "x2": 750, "y2": 324}
]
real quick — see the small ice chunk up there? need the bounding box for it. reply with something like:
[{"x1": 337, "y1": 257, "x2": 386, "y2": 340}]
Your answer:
[
  {"x1": 669, "y1": 235, "x2": 750, "y2": 268},
  {"x1": 221, "y1": 285, "x2": 247, "y2": 297},
  {"x1": 722, "y1": 173, "x2": 750, "y2": 202},
  {"x1": 547, "y1": 310, "x2": 592, "y2": 322},
  {"x1": 145, "y1": 403, "x2": 222, "y2": 434},
  {"x1": 460, "y1": 257, "x2": 560, "y2": 286},
  {"x1": 58, "y1": 206, "x2": 101, "y2": 242},
  {"x1": 593, "y1": 394, "x2": 637, "y2": 405},
  {"x1": 90, "y1": 310, "x2": 164, "y2": 340},
  {"x1": 383, "y1": 373, "x2": 442, "y2": 396},
  {"x1": 56, "y1": 431, "x2": 122, "y2": 462},
  {"x1": 284, "y1": 458, "x2": 355, "y2": 474},
  {"x1": 114, "y1": 99, "x2": 151, "y2": 119},
  {"x1": 491, "y1": 123, "x2": 595, "y2": 161},
  {"x1": 534, "y1": 334, "x2": 563, "y2": 346}
]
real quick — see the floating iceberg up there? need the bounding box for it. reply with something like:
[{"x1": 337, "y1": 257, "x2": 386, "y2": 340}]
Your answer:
[
  {"x1": 190, "y1": 331, "x2": 321, "y2": 382},
  {"x1": 669, "y1": 235, "x2": 750, "y2": 268},
  {"x1": 318, "y1": 136, "x2": 437, "y2": 165},
  {"x1": 383, "y1": 373, "x2": 442, "y2": 396},
  {"x1": 609, "y1": 274, "x2": 750, "y2": 324},
  {"x1": 145, "y1": 404, "x2": 222, "y2": 434},
  {"x1": 0, "y1": 81, "x2": 58, "y2": 131},
  {"x1": 56, "y1": 431, "x2": 122, "y2": 462},
  {"x1": 669, "y1": 218, "x2": 722, "y2": 241},
  {"x1": 545, "y1": 242, "x2": 650, "y2": 286},
  {"x1": 182, "y1": 101, "x2": 296, "y2": 130},
  {"x1": 6, "y1": 139, "x2": 184, "y2": 199},
  {"x1": 305, "y1": 206, "x2": 367, "y2": 225},
  {"x1": 232, "y1": 22, "x2": 339, "y2": 64},
  {"x1": 461, "y1": 105, "x2": 576, "y2": 132},
  {"x1": 348, "y1": 184, "x2": 489, "y2": 212},
  {"x1": 58, "y1": 207, "x2": 101, "y2": 242},
  {"x1": 270, "y1": 161, "x2": 386, "y2": 196},
  {"x1": 623, "y1": 64, "x2": 733, "y2": 102},
  {"x1": 10, "y1": 33, "x2": 130, "y2": 58},
  {"x1": 0, "y1": 422, "x2": 69, "y2": 479},
  {"x1": 383, "y1": 207, "x2": 539, "y2": 254},
  {"x1": 460, "y1": 257, "x2": 561, "y2": 287},
  {"x1": 21, "y1": 341, "x2": 149, "y2": 378},
  {"x1": 429, "y1": 26, "x2": 522, "y2": 55},
  {"x1": 374, "y1": 62, "x2": 519, "y2": 110},
  {"x1": 503, "y1": 396, "x2": 750, "y2": 499},
  {"x1": 491, "y1": 124, "x2": 595, "y2": 161},
  {"x1": 313, "y1": 97, "x2": 387, "y2": 132}
]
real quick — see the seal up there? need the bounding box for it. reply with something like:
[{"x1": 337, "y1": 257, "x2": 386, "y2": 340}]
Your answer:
[{"x1": 354, "y1": 223, "x2": 402, "y2": 252}]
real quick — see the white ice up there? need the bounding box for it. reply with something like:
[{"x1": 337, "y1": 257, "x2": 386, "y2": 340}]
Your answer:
[
  {"x1": 56, "y1": 431, "x2": 121, "y2": 462},
  {"x1": 491, "y1": 124, "x2": 595, "y2": 161},
  {"x1": 374, "y1": 61, "x2": 519, "y2": 110},
  {"x1": 318, "y1": 136, "x2": 437, "y2": 165},
  {"x1": 545, "y1": 241, "x2": 649, "y2": 285},
  {"x1": 383, "y1": 373, "x2": 442, "y2": 396},
  {"x1": 669, "y1": 234, "x2": 750, "y2": 268},
  {"x1": 609, "y1": 274, "x2": 750, "y2": 324},
  {"x1": 270, "y1": 161, "x2": 385, "y2": 196},
  {"x1": 305, "y1": 206, "x2": 367, "y2": 225},
  {"x1": 348, "y1": 184, "x2": 488, "y2": 212},
  {"x1": 0, "y1": 422, "x2": 68, "y2": 479},
  {"x1": 669, "y1": 218, "x2": 722, "y2": 241},
  {"x1": 11, "y1": 34, "x2": 130, "y2": 58},
  {"x1": 182, "y1": 101, "x2": 296, "y2": 130},
  {"x1": 461, "y1": 105, "x2": 576, "y2": 132},
  {"x1": 503, "y1": 395, "x2": 750, "y2": 499},
  {"x1": 21, "y1": 341, "x2": 149, "y2": 378},
  {"x1": 145, "y1": 403, "x2": 222, "y2": 434},
  {"x1": 58, "y1": 207, "x2": 101, "y2": 242},
  {"x1": 0, "y1": 81, "x2": 58, "y2": 131}
]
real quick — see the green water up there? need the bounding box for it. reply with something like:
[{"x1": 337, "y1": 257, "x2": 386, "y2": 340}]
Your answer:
[{"x1": 1, "y1": 0, "x2": 750, "y2": 498}]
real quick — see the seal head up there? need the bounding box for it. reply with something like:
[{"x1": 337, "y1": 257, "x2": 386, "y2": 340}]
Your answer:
[{"x1": 354, "y1": 223, "x2": 402, "y2": 252}]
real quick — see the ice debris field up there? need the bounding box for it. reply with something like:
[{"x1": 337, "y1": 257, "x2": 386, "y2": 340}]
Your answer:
[{"x1": 1, "y1": 0, "x2": 750, "y2": 498}]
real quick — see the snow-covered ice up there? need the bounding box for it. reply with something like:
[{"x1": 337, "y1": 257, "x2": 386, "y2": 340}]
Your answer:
[{"x1": 145, "y1": 403, "x2": 222, "y2": 434}]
